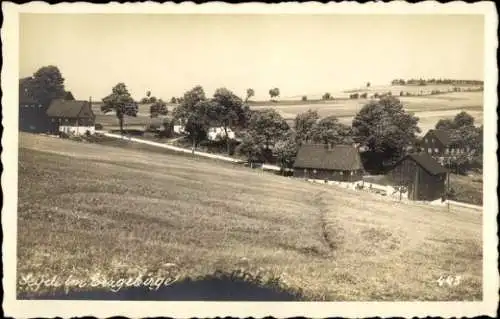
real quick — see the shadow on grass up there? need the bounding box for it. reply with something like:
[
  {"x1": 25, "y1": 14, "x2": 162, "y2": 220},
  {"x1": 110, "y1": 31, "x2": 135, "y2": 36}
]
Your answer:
[{"x1": 19, "y1": 277, "x2": 303, "y2": 301}]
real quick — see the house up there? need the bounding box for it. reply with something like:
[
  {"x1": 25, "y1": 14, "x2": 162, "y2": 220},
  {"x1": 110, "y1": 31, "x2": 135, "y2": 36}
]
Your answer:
[
  {"x1": 387, "y1": 152, "x2": 447, "y2": 201},
  {"x1": 207, "y1": 126, "x2": 236, "y2": 141},
  {"x1": 19, "y1": 86, "x2": 50, "y2": 133},
  {"x1": 46, "y1": 99, "x2": 95, "y2": 136},
  {"x1": 293, "y1": 144, "x2": 364, "y2": 182},
  {"x1": 420, "y1": 129, "x2": 469, "y2": 163}
]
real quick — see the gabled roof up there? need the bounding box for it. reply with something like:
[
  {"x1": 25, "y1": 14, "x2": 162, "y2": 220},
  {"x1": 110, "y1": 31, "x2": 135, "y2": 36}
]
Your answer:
[
  {"x1": 398, "y1": 152, "x2": 448, "y2": 175},
  {"x1": 425, "y1": 129, "x2": 451, "y2": 146},
  {"x1": 293, "y1": 144, "x2": 363, "y2": 170},
  {"x1": 46, "y1": 99, "x2": 94, "y2": 119}
]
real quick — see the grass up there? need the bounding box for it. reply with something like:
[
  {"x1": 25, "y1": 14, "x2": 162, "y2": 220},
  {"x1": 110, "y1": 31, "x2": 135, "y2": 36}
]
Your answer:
[
  {"x1": 449, "y1": 173, "x2": 483, "y2": 206},
  {"x1": 18, "y1": 133, "x2": 482, "y2": 300}
]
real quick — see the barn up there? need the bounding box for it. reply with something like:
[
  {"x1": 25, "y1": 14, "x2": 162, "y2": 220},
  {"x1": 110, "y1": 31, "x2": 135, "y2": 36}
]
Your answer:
[
  {"x1": 387, "y1": 152, "x2": 448, "y2": 201},
  {"x1": 46, "y1": 99, "x2": 96, "y2": 136},
  {"x1": 293, "y1": 144, "x2": 364, "y2": 182}
]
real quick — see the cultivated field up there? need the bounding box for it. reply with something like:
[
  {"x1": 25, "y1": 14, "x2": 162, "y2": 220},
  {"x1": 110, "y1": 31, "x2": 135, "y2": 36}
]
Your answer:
[{"x1": 18, "y1": 133, "x2": 482, "y2": 300}]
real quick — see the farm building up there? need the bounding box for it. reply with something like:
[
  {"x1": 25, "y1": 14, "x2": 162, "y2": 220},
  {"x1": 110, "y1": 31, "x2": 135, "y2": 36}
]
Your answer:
[
  {"x1": 46, "y1": 99, "x2": 96, "y2": 136},
  {"x1": 293, "y1": 144, "x2": 364, "y2": 182},
  {"x1": 387, "y1": 152, "x2": 447, "y2": 201},
  {"x1": 19, "y1": 86, "x2": 50, "y2": 133},
  {"x1": 420, "y1": 129, "x2": 471, "y2": 164}
]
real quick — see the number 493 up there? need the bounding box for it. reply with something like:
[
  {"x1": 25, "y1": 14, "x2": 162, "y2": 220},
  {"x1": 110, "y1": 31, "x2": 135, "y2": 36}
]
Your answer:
[{"x1": 436, "y1": 275, "x2": 462, "y2": 287}]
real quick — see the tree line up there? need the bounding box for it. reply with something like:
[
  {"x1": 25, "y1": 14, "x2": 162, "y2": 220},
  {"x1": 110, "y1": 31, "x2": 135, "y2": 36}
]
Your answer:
[{"x1": 391, "y1": 78, "x2": 484, "y2": 86}]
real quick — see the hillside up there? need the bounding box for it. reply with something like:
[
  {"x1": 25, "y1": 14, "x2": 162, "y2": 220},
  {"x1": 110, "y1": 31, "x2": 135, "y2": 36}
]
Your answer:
[{"x1": 18, "y1": 133, "x2": 482, "y2": 300}]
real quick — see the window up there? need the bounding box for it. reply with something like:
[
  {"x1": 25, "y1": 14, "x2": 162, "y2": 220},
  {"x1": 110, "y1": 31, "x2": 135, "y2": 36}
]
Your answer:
[
  {"x1": 445, "y1": 148, "x2": 449, "y2": 155},
  {"x1": 313, "y1": 169, "x2": 317, "y2": 174},
  {"x1": 340, "y1": 171, "x2": 343, "y2": 176},
  {"x1": 428, "y1": 148, "x2": 432, "y2": 153},
  {"x1": 431, "y1": 138, "x2": 434, "y2": 143},
  {"x1": 350, "y1": 171, "x2": 354, "y2": 176},
  {"x1": 304, "y1": 168, "x2": 307, "y2": 173},
  {"x1": 424, "y1": 138, "x2": 428, "y2": 143},
  {"x1": 434, "y1": 148, "x2": 439, "y2": 153}
]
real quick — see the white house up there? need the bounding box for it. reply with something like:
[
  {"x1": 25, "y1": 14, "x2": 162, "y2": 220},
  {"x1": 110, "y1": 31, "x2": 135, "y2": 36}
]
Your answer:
[{"x1": 207, "y1": 126, "x2": 236, "y2": 141}]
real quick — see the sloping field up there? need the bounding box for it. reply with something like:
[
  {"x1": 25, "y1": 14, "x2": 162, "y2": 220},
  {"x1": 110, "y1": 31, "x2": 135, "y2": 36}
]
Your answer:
[{"x1": 18, "y1": 133, "x2": 482, "y2": 300}]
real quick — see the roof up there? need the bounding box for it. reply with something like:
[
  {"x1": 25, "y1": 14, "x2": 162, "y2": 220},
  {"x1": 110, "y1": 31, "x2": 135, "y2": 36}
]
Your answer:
[
  {"x1": 399, "y1": 153, "x2": 448, "y2": 175},
  {"x1": 425, "y1": 129, "x2": 451, "y2": 146},
  {"x1": 46, "y1": 99, "x2": 94, "y2": 119},
  {"x1": 293, "y1": 144, "x2": 364, "y2": 171}
]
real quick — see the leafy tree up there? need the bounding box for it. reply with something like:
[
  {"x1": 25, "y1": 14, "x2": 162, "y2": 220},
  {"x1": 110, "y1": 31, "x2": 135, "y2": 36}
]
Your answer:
[
  {"x1": 246, "y1": 88, "x2": 255, "y2": 102},
  {"x1": 149, "y1": 99, "x2": 168, "y2": 118},
  {"x1": 322, "y1": 92, "x2": 331, "y2": 100},
  {"x1": 366, "y1": 82, "x2": 371, "y2": 87},
  {"x1": 101, "y1": 83, "x2": 138, "y2": 134},
  {"x1": 269, "y1": 88, "x2": 280, "y2": 100},
  {"x1": 25, "y1": 65, "x2": 66, "y2": 107},
  {"x1": 435, "y1": 118, "x2": 455, "y2": 130},
  {"x1": 170, "y1": 96, "x2": 177, "y2": 104},
  {"x1": 302, "y1": 95, "x2": 307, "y2": 101},
  {"x1": 294, "y1": 109, "x2": 319, "y2": 145},
  {"x1": 173, "y1": 86, "x2": 210, "y2": 151},
  {"x1": 311, "y1": 116, "x2": 353, "y2": 146},
  {"x1": 236, "y1": 134, "x2": 266, "y2": 167},
  {"x1": 211, "y1": 87, "x2": 247, "y2": 153},
  {"x1": 360, "y1": 92, "x2": 368, "y2": 99},
  {"x1": 352, "y1": 96, "x2": 420, "y2": 169},
  {"x1": 247, "y1": 109, "x2": 289, "y2": 150},
  {"x1": 453, "y1": 111, "x2": 475, "y2": 128},
  {"x1": 274, "y1": 131, "x2": 298, "y2": 173}
]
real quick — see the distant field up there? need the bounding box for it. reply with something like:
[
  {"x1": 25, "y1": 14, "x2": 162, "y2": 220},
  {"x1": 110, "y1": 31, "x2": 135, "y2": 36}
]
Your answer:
[
  {"x1": 92, "y1": 90, "x2": 482, "y2": 135},
  {"x1": 255, "y1": 91, "x2": 483, "y2": 134},
  {"x1": 18, "y1": 133, "x2": 482, "y2": 300}
]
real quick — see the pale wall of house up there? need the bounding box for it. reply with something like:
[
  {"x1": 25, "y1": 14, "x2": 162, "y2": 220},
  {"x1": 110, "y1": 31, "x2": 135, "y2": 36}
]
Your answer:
[{"x1": 59, "y1": 125, "x2": 95, "y2": 136}]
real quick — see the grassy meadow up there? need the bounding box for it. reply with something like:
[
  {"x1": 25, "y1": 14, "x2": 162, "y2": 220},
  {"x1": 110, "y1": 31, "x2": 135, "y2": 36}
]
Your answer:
[{"x1": 18, "y1": 133, "x2": 482, "y2": 300}]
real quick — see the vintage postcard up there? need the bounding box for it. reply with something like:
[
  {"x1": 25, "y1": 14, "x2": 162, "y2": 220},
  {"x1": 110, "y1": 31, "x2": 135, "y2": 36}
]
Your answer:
[{"x1": 2, "y1": 1, "x2": 498, "y2": 318}]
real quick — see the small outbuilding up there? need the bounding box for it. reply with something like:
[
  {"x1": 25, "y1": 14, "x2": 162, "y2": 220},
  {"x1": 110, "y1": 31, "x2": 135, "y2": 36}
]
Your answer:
[
  {"x1": 293, "y1": 144, "x2": 364, "y2": 182},
  {"x1": 387, "y1": 152, "x2": 448, "y2": 201},
  {"x1": 46, "y1": 99, "x2": 96, "y2": 136}
]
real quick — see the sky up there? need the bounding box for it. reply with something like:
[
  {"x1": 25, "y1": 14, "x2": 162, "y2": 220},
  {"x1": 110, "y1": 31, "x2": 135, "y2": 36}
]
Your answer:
[{"x1": 19, "y1": 14, "x2": 484, "y2": 101}]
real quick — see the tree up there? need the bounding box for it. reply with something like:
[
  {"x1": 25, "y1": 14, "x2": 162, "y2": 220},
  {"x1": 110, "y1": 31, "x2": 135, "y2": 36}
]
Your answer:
[
  {"x1": 236, "y1": 134, "x2": 266, "y2": 167},
  {"x1": 25, "y1": 65, "x2": 66, "y2": 107},
  {"x1": 245, "y1": 88, "x2": 255, "y2": 102},
  {"x1": 172, "y1": 86, "x2": 209, "y2": 151},
  {"x1": 322, "y1": 92, "x2": 331, "y2": 100},
  {"x1": 247, "y1": 109, "x2": 289, "y2": 150},
  {"x1": 366, "y1": 82, "x2": 371, "y2": 87},
  {"x1": 170, "y1": 96, "x2": 177, "y2": 104},
  {"x1": 435, "y1": 119, "x2": 455, "y2": 130},
  {"x1": 269, "y1": 88, "x2": 280, "y2": 101},
  {"x1": 352, "y1": 96, "x2": 420, "y2": 169},
  {"x1": 302, "y1": 95, "x2": 307, "y2": 101},
  {"x1": 311, "y1": 116, "x2": 353, "y2": 146},
  {"x1": 101, "y1": 83, "x2": 138, "y2": 134},
  {"x1": 294, "y1": 109, "x2": 319, "y2": 145},
  {"x1": 274, "y1": 131, "x2": 298, "y2": 173},
  {"x1": 149, "y1": 99, "x2": 168, "y2": 118},
  {"x1": 453, "y1": 111, "x2": 475, "y2": 128},
  {"x1": 211, "y1": 87, "x2": 247, "y2": 153}
]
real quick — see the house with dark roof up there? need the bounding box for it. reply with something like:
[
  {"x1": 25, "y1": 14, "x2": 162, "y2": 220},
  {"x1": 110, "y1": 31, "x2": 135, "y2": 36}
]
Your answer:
[
  {"x1": 387, "y1": 152, "x2": 448, "y2": 201},
  {"x1": 420, "y1": 129, "x2": 469, "y2": 163},
  {"x1": 46, "y1": 99, "x2": 95, "y2": 136},
  {"x1": 293, "y1": 144, "x2": 364, "y2": 182},
  {"x1": 19, "y1": 81, "x2": 50, "y2": 133}
]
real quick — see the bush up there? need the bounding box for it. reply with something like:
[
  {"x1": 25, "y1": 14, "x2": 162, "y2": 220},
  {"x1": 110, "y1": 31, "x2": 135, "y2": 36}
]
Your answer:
[{"x1": 95, "y1": 123, "x2": 103, "y2": 130}]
